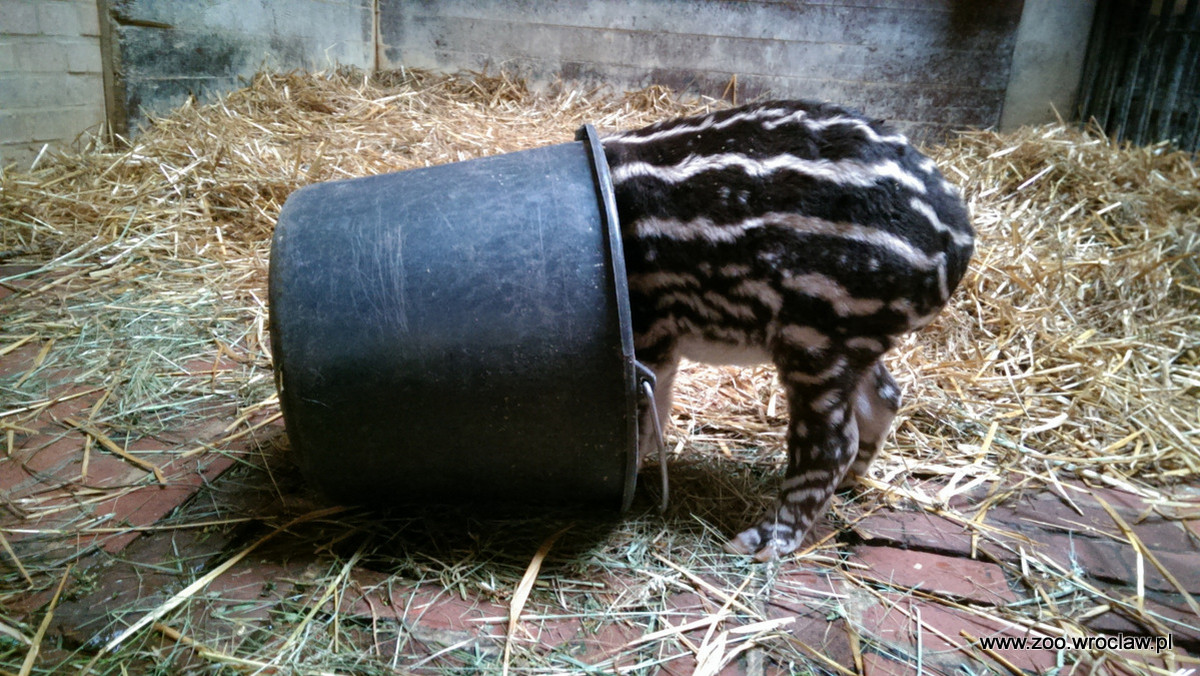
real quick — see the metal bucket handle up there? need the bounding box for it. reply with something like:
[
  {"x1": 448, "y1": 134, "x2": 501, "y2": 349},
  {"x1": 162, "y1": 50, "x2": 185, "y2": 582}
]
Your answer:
[{"x1": 576, "y1": 124, "x2": 669, "y2": 513}]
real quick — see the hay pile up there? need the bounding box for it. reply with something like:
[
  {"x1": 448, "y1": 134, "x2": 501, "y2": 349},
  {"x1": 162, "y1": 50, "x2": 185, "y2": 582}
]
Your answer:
[
  {"x1": 2, "y1": 68, "x2": 1198, "y2": 672},
  {"x1": 0, "y1": 70, "x2": 706, "y2": 432},
  {"x1": 3, "y1": 69, "x2": 1195, "y2": 490},
  {"x1": 879, "y1": 121, "x2": 1199, "y2": 503}
]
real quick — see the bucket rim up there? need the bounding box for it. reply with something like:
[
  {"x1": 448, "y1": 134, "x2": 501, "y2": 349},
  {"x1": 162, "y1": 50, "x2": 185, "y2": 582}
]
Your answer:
[{"x1": 577, "y1": 123, "x2": 639, "y2": 513}]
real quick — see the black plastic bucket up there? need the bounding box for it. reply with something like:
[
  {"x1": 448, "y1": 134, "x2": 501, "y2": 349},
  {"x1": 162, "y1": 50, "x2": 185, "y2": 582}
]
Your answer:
[{"x1": 269, "y1": 126, "x2": 639, "y2": 511}]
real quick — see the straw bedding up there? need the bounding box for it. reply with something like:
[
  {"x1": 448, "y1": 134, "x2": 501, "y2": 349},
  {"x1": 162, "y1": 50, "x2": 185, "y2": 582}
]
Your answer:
[
  {"x1": 4, "y1": 69, "x2": 1195, "y2": 486},
  {"x1": 2, "y1": 68, "x2": 1198, "y2": 672}
]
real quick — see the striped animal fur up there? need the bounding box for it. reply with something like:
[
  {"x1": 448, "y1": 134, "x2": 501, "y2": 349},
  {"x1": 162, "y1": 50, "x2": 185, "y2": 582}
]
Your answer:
[{"x1": 602, "y1": 100, "x2": 974, "y2": 560}]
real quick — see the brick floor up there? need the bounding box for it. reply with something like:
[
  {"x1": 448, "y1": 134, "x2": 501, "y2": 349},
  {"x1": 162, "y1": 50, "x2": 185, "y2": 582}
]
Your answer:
[
  {"x1": 850, "y1": 508, "x2": 979, "y2": 558},
  {"x1": 2, "y1": 284, "x2": 263, "y2": 573},
  {"x1": 858, "y1": 590, "x2": 1061, "y2": 675},
  {"x1": 5, "y1": 270, "x2": 1200, "y2": 674},
  {"x1": 2, "y1": 415, "x2": 246, "y2": 557},
  {"x1": 1084, "y1": 580, "x2": 1200, "y2": 645},
  {"x1": 850, "y1": 545, "x2": 1016, "y2": 605}
]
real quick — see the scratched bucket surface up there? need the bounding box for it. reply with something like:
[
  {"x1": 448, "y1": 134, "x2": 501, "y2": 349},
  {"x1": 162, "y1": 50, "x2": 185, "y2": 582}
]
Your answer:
[{"x1": 269, "y1": 126, "x2": 638, "y2": 511}]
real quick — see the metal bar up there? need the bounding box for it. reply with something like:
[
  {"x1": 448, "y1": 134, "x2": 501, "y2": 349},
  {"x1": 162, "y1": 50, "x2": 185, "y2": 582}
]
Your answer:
[
  {"x1": 1094, "y1": 1, "x2": 1135, "y2": 132},
  {"x1": 1078, "y1": 0, "x2": 1113, "y2": 122},
  {"x1": 95, "y1": 0, "x2": 129, "y2": 140},
  {"x1": 1114, "y1": 0, "x2": 1156, "y2": 141},
  {"x1": 1157, "y1": 0, "x2": 1199, "y2": 142},
  {"x1": 1179, "y1": 16, "x2": 1200, "y2": 151},
  {"x1": 1133, "y1": 0, "x2": 1175, "y2": 145}
]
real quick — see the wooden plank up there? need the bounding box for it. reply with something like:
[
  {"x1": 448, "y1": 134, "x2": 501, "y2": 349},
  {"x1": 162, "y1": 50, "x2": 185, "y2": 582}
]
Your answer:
[
  {"x1": 1076, "y1": 0, "x2": 1111, "y2": 120},
  {"x1": 1113, "y1": 0, "x2": 1155, "y2": 141},
  {"x1": 395, "y1": 0, "x2": 1020, "y2": 55},
  {"x1": 418, "y1": 45, "x2": 1004, "y2": 133},
  {"x1": 1132, "y1": 0, "x2": 1175, "y2": 145},
  {"x1": 397, "y1": 11, "x2": 1015, "y2": 90},
  {"x1": 1180, "y1": 11, "x2": 1200, "y2": 150},
  {"x1": 383, "y1": 0, "x2": 1021, "y2": 137},
  {"x1": 1162, "y1": 0, "x2": 1200, "y2": 148},
  {"x1": 96, "y1": 0, "x2": 129, "y2": 139}
]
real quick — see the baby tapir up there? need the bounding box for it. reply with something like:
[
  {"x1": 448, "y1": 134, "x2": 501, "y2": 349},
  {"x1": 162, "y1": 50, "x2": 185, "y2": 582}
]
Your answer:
[{"x1": 601, "y1": 101, "x2": 974, "y2": 560}]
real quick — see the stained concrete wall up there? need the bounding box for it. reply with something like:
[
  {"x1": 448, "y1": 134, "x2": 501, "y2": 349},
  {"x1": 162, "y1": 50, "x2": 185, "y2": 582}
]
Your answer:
[
  {"x1": 1, "y1": 0, "x2": 1099, "y2": 169},
  {"x1": 1, "y1": 0, "x2": 373, "y2": 169},
  {"x1": 1001, "y1": 0, "x2": 1097, "y2": 129},
  {"x1": 378, "y1": 0, "x2": 1027, "y2": 143},
  {"x1": 0, "y1": 0, "x2": 106, "y2": 168},
  {"x1": 107, "y1": 0, "x2": 374, "y2": 134}
]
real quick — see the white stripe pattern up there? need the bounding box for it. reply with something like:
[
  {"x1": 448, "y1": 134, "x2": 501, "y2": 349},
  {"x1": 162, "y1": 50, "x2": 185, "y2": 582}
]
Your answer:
[
  {"x1": 730, "y1": 278, "x2": 784, "y2": 313},
  {"x1": 810, "y1": 388, "x2": 842, "y2": 413},
  {"x1": 603, "y1": 107, "x2": 793, "y2": 146},
  {"x1": 610, "y1": 153, "x2": 928, "y2": 195},
  {"x1": 634, "y1": 212, "x2": 948, "y2": 273},
  {"x1": 628, "y1": 270, "x2": 701, "y2": 291},
  {"x1": 909, "y1": 197, "x2": 974, "y2": 249},
  {"x1": 784, "y1": 356, "x2": 847, "y2": 385},
  {"x1": 779, "y1": 325, "x2": 831, "y2": 351},
  {"x1": 655, "y1": 291, "x2": 724, "y2": 321},
  {"x1": 781, "y1": 272, "x2": 886, "y2": 317},
  {"x1": 888, "y1": 298, "x2": 941, "y2": 331},
  {"x1": 701, "y1": 290, "x2": 759, "y2": 321},
  {"x1": 844, "y1": 336, "x2": 886, "y2": 353},
  {"x1": 633, "y1": 215, "x2": 763, "y2": 243},
  {"x1": 781, "y1": 469, "x2": 833, "y2": 492},
  {"x1": 764, "y1": 113, "x2": 909, "y2": 145}
]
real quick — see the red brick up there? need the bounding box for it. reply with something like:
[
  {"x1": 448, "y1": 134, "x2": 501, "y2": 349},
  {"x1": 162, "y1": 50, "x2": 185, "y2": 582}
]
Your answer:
[
  {"x1": 850, "y1": 509, "x2": 978, "y2": 557},
  {"x1": 1036, "y1": 531, "x2": 1200, "y2": 594},
  {"x1": 771, "y1": 567, "x2": 837, "y2": 597},
  {"x1": 320, "y1": 567, "x2": 396, "y2": 618},
  {"x1": 92, "y1": 487, "x2": 203, "y2": 553},
  {"x1": 3, "y1": 399, "x2": 243, "y2": 548},
  {"x1": 180, "y1": 355, "x2": 241, "y2": 376},
  {"x1": 18, "y1": 432, "x2": 85, "y2": 478},
  {"x1": 524, "y1": 614, "x2": 583, "y2": 651},
  {"x1": 76, "y1": 451, "x2": 141, "y2": 490},
  {"x1": 985, "y1": 485, "x2": 1197, "y2": 554},
  {"x1": 155, "y1": 412, "x2": 240, "y2": 447},
  {"x1": 0, "y1": 264, "x2": 41, "y2": 302},
  {"x1": 0, "y1": 454, "x2": 34, "y2": 500},
  {"x1": 1186, "y1": 519, "x2": 1200, "y2": 541},
  {"x1": 410, "y1": 586, "x2": 506, "y2": 632},
  {"x1": 852, "y1": 545, "x2": 1016, "y2": 604},
  {"x1": 0, "y1": 341, "x2": 45, "y2": 378},
  {"x1": 1127, "y1": 519, "x2": 1196, "y2": 554},
  {"x1": 1083, "y1": 484, "x2": 1156, "y2": 513},
  {"x1": 85, "y1": 451, "x2": 236, "y2": 553},
  {"x1": 182, "y1": 559, "x2": 305, "y2": 645},
  {"x1": 50, "y1": 526, "x2": 243, "y2": 646},
  {"x1": 759, "y1": 658, "x2": 801, "y2": 676},
  {"x1": 321, "y1": 573, "x2": 511, "y2": 643},
  {"x1": 571, "y1": 620, "x2": 642, "y2": 664},
  {"x1": 4, "y1": 586, "x2": 59, "y2": 620},
  {"x1": 859, "y1": 594, "x2": 1058, "y2": 674},
  {"x1": 656, "y1": 650, "x2": 754, "y2": 676},
  {"x1": 35, "y1": 383, "x2": 106, "y2": 424},
  {"x1": 369, "y1": 634, "x2": 463, "y2": 667},
  {"x1": 1075, "y1": 645, "x2": 1199, "y2": 673},
  {"x1": 862, "y1": 651, "x2": 917, "y2": 676},
  {"x1": 765, "y1": 570, "x2": 855, "y2": 668},
  {"x1": 1084, "y1": 581, "x2": 1200, "y2": 645}
]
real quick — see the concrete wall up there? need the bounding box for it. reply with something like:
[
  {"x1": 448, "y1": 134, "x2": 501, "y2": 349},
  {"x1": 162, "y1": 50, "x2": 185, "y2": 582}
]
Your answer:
[
  {"x1": 1001, "y1": 0, "x2": 1096, "y2": 129},
  {"x1": 1, "y1": 0, "x2": 374, "y2": 169},
  {"x1": 378, "y1": 0, "x2": 1027, "y2": 143},
  {"x1": 0, "y1": 0, "x2": 106, "y2": 168},
  {"x1": 107, "y1": 0, "x2": 375, "y2": 134},
  {"x1": 1, "y1": 0, "x2": 1100, "y2": 168}
]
